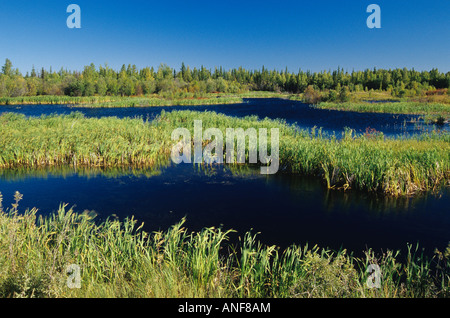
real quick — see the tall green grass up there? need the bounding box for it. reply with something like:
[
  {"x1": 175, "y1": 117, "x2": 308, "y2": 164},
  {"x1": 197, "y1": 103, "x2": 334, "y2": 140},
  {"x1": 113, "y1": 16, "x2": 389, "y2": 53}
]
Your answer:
[
  {"x1": 0, "y1": 199, "x2": 448, "y2": 298},
  {"x1": 0, "y1": 111, "x2": 449, "y2": 196},
  {"x1": 0, "y1": 95, "x2": 243, "y2": 107},
  {"x1": 315, "y1": 101, "x2": 450, "y2": 117},
  {"x1": 0, "y1": 95, "x2": 120, "y2": 105},
  {"x1": 0, "y1": 112, "x2": 171, "y2": 168}
]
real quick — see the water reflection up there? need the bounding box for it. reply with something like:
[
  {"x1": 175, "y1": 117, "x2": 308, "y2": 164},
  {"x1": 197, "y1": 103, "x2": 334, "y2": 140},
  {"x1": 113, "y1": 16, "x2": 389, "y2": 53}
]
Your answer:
[{"x1": 0, "y1": 163, "x2": 168, "y2": 182}]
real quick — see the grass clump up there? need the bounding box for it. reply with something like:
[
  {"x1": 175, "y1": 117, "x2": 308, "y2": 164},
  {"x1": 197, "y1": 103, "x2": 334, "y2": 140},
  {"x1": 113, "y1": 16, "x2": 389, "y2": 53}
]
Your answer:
[
  {"x1": 0, "y1": 112, "x2": 171, "y2": 168},
  {"x1": 315, "y1": 101, "x2": 450, "y2": 118}
]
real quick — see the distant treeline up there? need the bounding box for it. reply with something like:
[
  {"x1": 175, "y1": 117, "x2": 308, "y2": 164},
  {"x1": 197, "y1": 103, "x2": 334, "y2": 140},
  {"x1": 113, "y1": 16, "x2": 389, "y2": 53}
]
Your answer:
[{"x1": 0, "y1": 58, "x2": 449, "y2": 98}]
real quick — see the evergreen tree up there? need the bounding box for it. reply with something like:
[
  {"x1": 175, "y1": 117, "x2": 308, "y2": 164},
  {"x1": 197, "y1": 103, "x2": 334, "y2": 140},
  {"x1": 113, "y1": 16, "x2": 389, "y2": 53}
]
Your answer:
[{"x1": 2, "y1": 59, "x2": 13, "y2": 76}]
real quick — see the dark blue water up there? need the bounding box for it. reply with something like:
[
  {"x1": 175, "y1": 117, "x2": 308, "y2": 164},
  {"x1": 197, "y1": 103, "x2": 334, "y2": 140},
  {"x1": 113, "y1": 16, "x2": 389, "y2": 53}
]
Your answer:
[
  {"x1": 0, "y1": 98, "x2": 448, "y2": 256},
  {"x1": 0, "y1": 164, "x2": 449, "y2": 257},
  {"x1": 1, "y1": 98, "x2": 446, "y2": 137}
]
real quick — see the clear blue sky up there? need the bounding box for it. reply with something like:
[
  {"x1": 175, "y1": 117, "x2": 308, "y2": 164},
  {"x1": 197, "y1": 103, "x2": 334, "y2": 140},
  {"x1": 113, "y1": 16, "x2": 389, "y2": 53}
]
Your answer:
[{"x1": 0, "y1": 0, "x2": 449, "y2": 74}]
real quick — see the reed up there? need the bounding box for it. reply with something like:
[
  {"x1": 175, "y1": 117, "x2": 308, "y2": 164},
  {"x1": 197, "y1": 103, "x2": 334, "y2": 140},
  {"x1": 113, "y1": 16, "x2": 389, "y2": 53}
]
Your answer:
[
  {"x1": 0, "y1": 95, "x2": 243, "y2": 107},
  {"x1": 0, "y1": 112, "x2": 171, "y2": 169},
  {"x1": 0, "y1": 95, "x2": 121, "y2": 105},
  {"x1": 315, "y1": 101, "x2": 450, "y2": 117},
  {"x1": 0, "y1": 199, "x2": 448, "y2": 298},
  {"x1": 236, "y1": 91, "x2": 291, "y2": 99}
]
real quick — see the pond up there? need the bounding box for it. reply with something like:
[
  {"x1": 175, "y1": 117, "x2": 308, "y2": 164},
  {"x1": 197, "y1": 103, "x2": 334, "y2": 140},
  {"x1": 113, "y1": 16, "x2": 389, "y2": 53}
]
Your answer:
[
  {"x1": 1, "y1": 162, "x2": 449, "y2": 258},
  {"x1": 0, "y1": 98, "x2": 448, "y2": 257}
]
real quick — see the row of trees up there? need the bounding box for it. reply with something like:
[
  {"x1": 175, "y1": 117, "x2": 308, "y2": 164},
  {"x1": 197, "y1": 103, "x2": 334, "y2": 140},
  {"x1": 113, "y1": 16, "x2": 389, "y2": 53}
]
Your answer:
[{"x1": 0, "y1": 59, "x2": 449, "y2": 98}]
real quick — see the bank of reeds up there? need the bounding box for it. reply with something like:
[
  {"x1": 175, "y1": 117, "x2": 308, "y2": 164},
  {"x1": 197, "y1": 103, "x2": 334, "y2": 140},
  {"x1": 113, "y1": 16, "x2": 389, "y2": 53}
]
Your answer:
[
  {"x1": 0, "y1": 95, "x2": 243, "y2": 107},
  {"x1": 315, "y1": 101, "x2": 450, "y2": 117},
  {"x1": 0, "y1": 111, "x2": 448, "y2": 196},
  {"x1": 0, "y1": 112, "x2": 171, "y2": 168},
  {"x1": 81, "y1": 96, "x2": 243, "y2": 108},
  {"x1": 0, "y1": 201, "x2": 448, "y2": 298},
  {"x1": 0, "y1": 95, "x2": 120, "y2": 105}
]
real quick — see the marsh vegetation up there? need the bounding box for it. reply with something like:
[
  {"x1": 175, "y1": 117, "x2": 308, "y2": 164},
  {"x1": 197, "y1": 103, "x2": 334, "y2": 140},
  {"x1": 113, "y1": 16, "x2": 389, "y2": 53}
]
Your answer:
[{"x1": 1, "y1": 201, "x2": 449, "y2": 298}]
